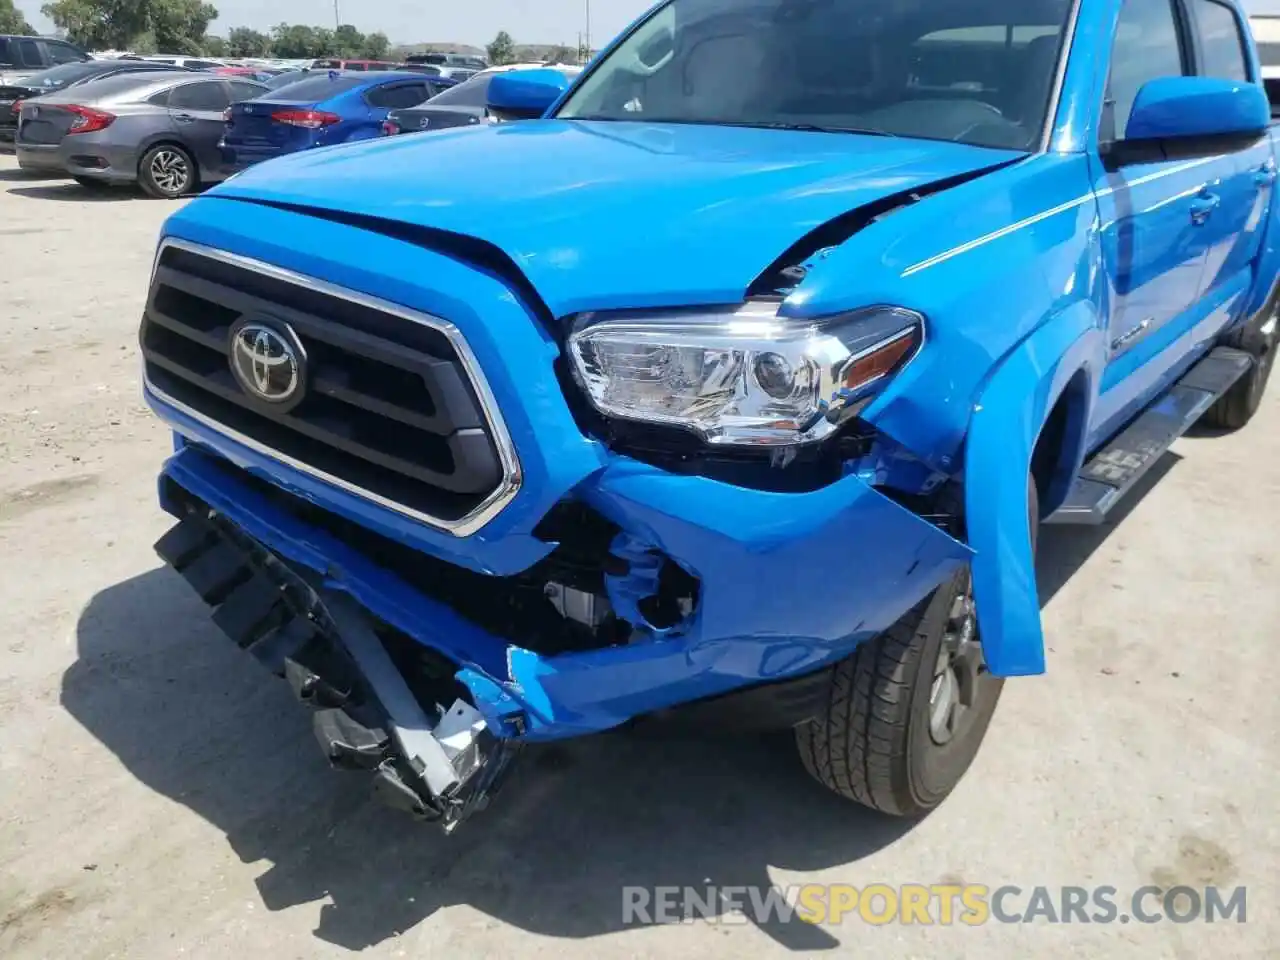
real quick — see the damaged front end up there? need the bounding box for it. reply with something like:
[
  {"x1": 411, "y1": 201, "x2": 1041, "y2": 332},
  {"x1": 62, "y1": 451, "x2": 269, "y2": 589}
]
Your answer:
[
  {"x1": 153, "y1": 429, "x2": 972, "y2": 829},
  {"x1": 156, "y1": 488, "x2": 520, "y2": 829}
]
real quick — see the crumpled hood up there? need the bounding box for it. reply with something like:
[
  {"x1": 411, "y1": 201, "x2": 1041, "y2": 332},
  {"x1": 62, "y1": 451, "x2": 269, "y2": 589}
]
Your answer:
[{"x1": 215, "y1": 119, "x2": 1021, "y2": 316}]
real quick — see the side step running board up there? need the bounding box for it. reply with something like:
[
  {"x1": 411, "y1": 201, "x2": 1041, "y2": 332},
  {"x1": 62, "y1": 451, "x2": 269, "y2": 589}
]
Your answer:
[{"x1": 1048, "y1": 346, "x2": 1253, "y2": 525}]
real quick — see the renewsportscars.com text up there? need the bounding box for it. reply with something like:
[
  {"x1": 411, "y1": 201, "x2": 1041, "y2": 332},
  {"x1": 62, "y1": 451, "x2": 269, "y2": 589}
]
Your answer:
[{"x1": 622, "y1": 884, "x2": 1247, "y2": 926}]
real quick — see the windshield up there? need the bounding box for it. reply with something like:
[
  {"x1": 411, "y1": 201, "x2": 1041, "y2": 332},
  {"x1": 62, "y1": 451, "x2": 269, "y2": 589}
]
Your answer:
[
  {"x1": 16, "y1": 62, "x2": 99, "y2": 90},
  {"x1": 557, "y1": 0, "x2": 1074, "y2": 150},
  {"x1": 427, "y1": 75, "x2": 492, "y2": 107}
]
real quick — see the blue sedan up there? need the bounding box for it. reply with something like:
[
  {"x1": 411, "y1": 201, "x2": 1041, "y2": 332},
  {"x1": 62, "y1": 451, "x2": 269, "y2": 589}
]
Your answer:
[{"x1": 220, "y1": 71, "x2": 454, "y2": 170}]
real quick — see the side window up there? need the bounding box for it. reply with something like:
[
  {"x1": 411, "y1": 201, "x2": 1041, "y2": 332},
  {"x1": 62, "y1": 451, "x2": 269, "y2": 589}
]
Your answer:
[
  {"x1": 1191, "y1": 0, "x2": 1250, "y2": 81},
  {"x1": 44, "y1": 41, "x2": 86, "y2": 65},
  {"x1": 367, "y1": 83, "x2": 430, "y2": 109},
  {"x1": 168, "y1": 81, "x2": 231, "y2": 112},
  {"x1": 0, "y1": 39, "x2": 13, "y2": 68},
  {"x1": 1106, "y1": 0, "x2": 1188, "y2": 141},
  {"x1": 18, "y1": 38, "x2": 42, "y2": 67}
]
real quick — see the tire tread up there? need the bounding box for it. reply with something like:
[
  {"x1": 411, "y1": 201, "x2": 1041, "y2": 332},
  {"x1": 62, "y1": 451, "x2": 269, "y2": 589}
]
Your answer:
[{"x1": 796, "y1": 597, "x2": 930, "y2": 816}]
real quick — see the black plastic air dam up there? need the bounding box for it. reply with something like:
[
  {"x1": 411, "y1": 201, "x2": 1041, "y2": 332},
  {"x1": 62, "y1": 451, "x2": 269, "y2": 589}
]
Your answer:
[{"x1": 153, "y1": 500, "x2": 520, "y2": 830}]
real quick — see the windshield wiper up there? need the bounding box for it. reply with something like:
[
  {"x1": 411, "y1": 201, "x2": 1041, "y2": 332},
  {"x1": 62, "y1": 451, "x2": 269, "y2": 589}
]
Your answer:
[
  {"x1": 715, "y1": 120, "x2": 899, "y2": 137},
  {"x1": 565, "y1": 116, "x2": 899, "y2": 138}
]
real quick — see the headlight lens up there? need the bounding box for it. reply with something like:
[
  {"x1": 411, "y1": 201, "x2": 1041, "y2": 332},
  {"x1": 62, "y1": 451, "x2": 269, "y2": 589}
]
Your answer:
[{"x1": 568, "y1": 304, "x2": 923, "y2": 447}]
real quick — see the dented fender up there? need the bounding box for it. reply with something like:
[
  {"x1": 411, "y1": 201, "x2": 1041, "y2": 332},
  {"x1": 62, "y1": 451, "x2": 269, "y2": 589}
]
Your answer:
[{"x1": 966, "y1": 303, "x2": 1105, "y2": 677}]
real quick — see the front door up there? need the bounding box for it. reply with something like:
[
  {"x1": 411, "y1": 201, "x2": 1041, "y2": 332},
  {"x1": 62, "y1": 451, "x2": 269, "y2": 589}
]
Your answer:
[
  {"x1": 1185, "y1": 0, "x2": 1274, "y2": 301},
  {"x1": 1087, "y1": 0, "x2": 1237, "y2": 444}
]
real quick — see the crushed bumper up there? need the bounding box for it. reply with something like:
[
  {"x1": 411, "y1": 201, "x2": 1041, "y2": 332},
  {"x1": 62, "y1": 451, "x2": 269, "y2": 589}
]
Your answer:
[{"x1": 156, "y1": 442, "x2": 971, "y2": 822}]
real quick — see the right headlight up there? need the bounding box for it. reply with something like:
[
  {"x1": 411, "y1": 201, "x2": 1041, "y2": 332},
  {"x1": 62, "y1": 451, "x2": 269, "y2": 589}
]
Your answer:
[{"x1": 567, "y1": 303, "x2": 923, "y2": 447}]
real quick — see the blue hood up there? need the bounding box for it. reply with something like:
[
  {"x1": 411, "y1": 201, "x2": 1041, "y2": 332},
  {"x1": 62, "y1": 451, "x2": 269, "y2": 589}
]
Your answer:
[{"x1": 214, "y1": 120, "x2": 1022, "y2": 316}]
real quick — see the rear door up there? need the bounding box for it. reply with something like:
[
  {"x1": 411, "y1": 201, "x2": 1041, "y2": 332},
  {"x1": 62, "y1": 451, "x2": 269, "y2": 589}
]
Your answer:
[
  {"x1": 0, "y1": 38, "x2": 36, "y2": 83},
  {"x1": 1185, "y1": 0, "x2": 1275, "y2": 296},
  {"x1": 1087, "y1": 0, "x2": 1229, "y2": 442},
  {"x1": 166, "y1": 79, "x2": 233, "y2": 173}
]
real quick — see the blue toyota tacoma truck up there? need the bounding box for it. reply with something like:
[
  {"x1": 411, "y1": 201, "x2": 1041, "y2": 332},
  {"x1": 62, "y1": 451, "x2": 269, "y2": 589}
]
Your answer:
[{"x1": 141, "y1": 0, "x2": 1279, "y2": 829}]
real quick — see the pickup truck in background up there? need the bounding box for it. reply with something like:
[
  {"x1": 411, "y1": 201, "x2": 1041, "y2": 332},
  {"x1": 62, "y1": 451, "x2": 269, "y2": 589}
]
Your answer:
[
  {"x1": 140, "y1": 0, "x2": 1279, "y2": 829},
  {"x1": 0, "y1": 35, "x2": 90, "y2": 86}
]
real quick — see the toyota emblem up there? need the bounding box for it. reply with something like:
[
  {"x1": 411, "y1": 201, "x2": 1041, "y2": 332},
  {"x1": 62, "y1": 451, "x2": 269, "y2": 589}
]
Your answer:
[{"x1": 228, "y1": 319, "x2": 306, "y2": 409}]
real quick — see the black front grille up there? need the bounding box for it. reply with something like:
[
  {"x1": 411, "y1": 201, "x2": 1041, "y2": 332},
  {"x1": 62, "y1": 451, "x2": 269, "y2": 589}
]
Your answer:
[{"x1": 141, "y1": 244, "x2": 507, "y2": 524}]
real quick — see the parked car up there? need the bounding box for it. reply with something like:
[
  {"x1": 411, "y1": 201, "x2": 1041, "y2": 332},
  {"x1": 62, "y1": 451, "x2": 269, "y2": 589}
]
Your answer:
[
  {"x1": 131, "y1": 55, "x2": 226, "y2": 71},
  {"x1": 473, "y1": 61, "x2": 581, "y2": 78},
  {"x1": 382, "y1": 66, "x2": 582, "y2": 136},
  {"x1": 0, "y1": 35, "x2": 90, "y2": 86},
  {"x1": 262, "y1": 69, "x2": 311, "y2": 90},
  {"x1": 141, "y1": 0, "x2": 1279, "y2": 831},
  {"x1": 1, "y1": 59, "x2": 193, "y2": 149},
  {"x1": 220, "y1": 71, "x2": 450, "y2": 171},
  {"x1": 310, "y1": 59, "x2": 400, "y2": 72},
  {"x1": 404, "y1": 52, "x2": 488, "y2": 71},
  {"x1": 16, "y1": 71, "x2": 266, "y2": 196},
  {"x1": 396, "y1": 62, "x2": 478, "y2": 82}
]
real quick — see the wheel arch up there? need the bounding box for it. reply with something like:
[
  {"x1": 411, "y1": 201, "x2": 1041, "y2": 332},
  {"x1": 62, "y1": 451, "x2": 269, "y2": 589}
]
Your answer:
[
  {"x1": 963, "y1": 301, "x2": 1105, "y2": 678},
  {"x1": 1031, "y1": 365, "x2": 1094, "y2": 517},
  {"x1": 136, "y1": 137, "x2": 200, "y2": 181}
]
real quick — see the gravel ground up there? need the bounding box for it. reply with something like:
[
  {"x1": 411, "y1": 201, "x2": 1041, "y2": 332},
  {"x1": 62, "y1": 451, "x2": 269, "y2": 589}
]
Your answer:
[{"x1": 0, "y1": 154, "x2": 1277, "y2": 960}]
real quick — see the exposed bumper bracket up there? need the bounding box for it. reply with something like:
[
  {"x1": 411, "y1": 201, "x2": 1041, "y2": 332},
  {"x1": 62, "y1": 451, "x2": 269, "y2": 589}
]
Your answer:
[{"x1": 155, "y1": 504, "x2": 520, "y2": 829}]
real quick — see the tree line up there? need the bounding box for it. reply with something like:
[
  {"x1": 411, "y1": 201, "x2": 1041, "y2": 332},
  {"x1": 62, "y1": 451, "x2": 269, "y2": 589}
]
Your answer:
[
  {"x1": 0, "y1": 0, "x2": 35, "y2": 34},
  {"x1": 9, "y1": 0, "x2": 583, "y2": 68},
  {"x1": 34, "y1": 0, "x2": 389, "y2": 59},
  {"x1": 216, "y1": 24, "x2": 390, "y2": 60}
]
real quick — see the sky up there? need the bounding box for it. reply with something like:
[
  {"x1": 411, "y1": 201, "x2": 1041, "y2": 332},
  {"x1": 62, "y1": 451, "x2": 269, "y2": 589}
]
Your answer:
[
  {"x1": 16, "y1": 0, "x2": 659, "y2": 47},
  {"x1": 16, "y1": 0, "x2": 1280, "y2": 48}
]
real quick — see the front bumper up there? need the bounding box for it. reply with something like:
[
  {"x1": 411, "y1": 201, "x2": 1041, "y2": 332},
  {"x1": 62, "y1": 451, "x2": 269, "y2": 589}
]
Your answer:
[
  {"x1": 158, "y1": 440, "x2": 970, "y2": 739},
  {"x1": 156, "y1": 441, "x2": 968, "y2": 824},
  {"x1": 156, "y1": 482, "x2": 519, "y2": 828}
]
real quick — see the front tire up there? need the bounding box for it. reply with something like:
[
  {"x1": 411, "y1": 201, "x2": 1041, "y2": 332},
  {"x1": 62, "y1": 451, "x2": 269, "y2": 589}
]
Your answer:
[
  {"x1": 139, "y1": 144, "x2": 196, "y2": 199},
  {"x1": 796, "y1": 481, "x2": 1039, "y2": 817}
]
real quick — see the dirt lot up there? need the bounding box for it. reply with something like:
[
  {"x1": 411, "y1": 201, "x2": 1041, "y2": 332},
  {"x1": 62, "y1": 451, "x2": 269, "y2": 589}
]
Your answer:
[{"x1": 0, "y1": 153, "x2": 1277, "y2": 959}]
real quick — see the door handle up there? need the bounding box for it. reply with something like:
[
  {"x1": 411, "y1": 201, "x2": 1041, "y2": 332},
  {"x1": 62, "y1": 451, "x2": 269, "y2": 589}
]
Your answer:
[
  {"x1": 173, "y1": 112, "x2": 195, "y2": 123},
  {"x1": 1190, "y1": 191, "x2": 1221, "y2": 226},
  {"x1": 1255, "y1": 161, "x2": 1277, "y2": 187}
]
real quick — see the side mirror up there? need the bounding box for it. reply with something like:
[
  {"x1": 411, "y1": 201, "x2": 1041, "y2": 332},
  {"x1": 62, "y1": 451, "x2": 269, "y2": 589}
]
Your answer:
[
  {"x1": 1125, "y1": 76, "x2": 1269, "y2": 144},
  {"x1": 486, "y1": 69, "x2": 570, "y2": 120}
]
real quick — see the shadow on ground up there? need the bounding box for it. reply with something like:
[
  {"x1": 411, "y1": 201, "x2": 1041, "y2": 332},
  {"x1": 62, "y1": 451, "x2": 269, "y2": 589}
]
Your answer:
[
  {"x1": 68, "y1": 568, "x2": 914, "y2": 952},
  {"x1": 8, "y1": 183, "x2": 141, "y2": 202},
  {"x1": 65, "y1": 452, "x2": 1180, "y2": 951},
  {"x1": 0, "y1": 165, "x2": 62, "y2": 181}
]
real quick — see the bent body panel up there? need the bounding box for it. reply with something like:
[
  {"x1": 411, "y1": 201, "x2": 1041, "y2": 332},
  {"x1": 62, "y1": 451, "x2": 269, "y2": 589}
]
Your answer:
[
  {"x1": 162, "y1": 442, "x2": 970, "y2": 739},
  {"x1": 965, "y1": 303, "x2": 1107, "y2": 677}
]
